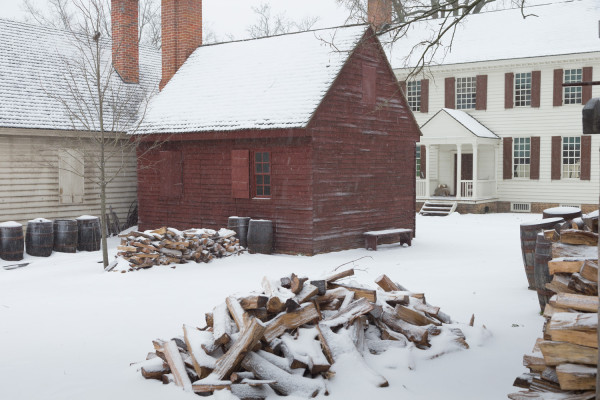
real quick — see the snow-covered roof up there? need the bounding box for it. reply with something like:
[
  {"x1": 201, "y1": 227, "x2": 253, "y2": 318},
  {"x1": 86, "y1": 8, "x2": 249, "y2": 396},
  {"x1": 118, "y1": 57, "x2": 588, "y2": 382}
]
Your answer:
[
  {"x1": 0, "y1": 19, "x2": 160, "y2": 131},
  {"x1": 134, "y1": 25, "x2": 369, "y2": 135},
  {"x1": 424, "y1": 108, "x2": 499, "y2": 139},
  {"x1": 387, "y1": 0, "x2": 600, "y2": 68}
]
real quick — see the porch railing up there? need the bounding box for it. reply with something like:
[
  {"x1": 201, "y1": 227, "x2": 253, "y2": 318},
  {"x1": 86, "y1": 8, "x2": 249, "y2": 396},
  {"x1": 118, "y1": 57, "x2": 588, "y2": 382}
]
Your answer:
[
  {"x1": 416, "y1": 179, "x2": 426, "y2": 197},
  {"x1": 460, "y1": 180, "x2": 473, "y2": 198}
]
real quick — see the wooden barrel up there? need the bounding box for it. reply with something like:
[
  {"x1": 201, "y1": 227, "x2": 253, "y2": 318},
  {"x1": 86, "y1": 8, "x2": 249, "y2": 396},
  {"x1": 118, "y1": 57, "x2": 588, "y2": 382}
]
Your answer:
[
  {"x1": 76, "y1": 216, "x2": 101, "y2": 252},
  {"x1": 26, "y1": 218, "x2": 54, "y2": 257},
  {"x1": 534, "y1": 232, "x2": 556, "y2": 312},
  {"x1": 247, "y1": 219, "x2": 273, "y2": 254},
  {"x1": 0, "y1": 222, "x2": 24, "y2": 261},
  {"x1": 542, "y1": 206, "x2": 582, "y2": 221},
  {"x1": 519, "y1": 217, "x2": 564, "y2": 289},
  {"x1": 228, "y1": 216, "x2": 251, "y2": 248},
  {"x1": 53, "y1": 219, "x2": 78, "y2": 253}
]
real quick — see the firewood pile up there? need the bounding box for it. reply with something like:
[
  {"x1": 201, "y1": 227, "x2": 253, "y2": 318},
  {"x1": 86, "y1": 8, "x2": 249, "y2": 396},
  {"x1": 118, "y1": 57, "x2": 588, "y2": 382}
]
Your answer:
[
  {"x1": 116, "y1": 227, "x2": 244, "y2": 270},
  {"x1": 137, "y1": 269, "x2": 470, "y2": 398},
  {"x1": 509, "y1": 213, "x2": 598, "y2": 399}
]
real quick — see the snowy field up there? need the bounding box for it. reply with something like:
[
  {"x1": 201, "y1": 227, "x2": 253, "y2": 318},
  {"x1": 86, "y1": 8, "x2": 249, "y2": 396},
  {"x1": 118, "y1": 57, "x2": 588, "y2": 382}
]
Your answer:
[{"x1": 0, "y1": 213, "x2": 545, "y2": 400}]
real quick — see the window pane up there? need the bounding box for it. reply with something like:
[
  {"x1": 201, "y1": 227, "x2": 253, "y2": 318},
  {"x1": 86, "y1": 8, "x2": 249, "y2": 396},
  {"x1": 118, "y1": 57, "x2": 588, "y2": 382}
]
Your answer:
[
  {"x1": 407, "y1": 81, "x2": 421, "y2": 112},
  {"x1": 256, "y1": 186, "x2": 263, "y2": 196},
  {"x1": 264, "y1": 175, "x2": 270, "y2": 185},
  {"x1": 562, "y1": 136, "x2": 581, "y2": 178},
  {"x1": 264, "y1": 186, "x2": 270, "y2": 196},
  {"x1": 263, "y1": 152, "x2": 269, "y2": 162},
  {"x1": 513, "y1": 137, "x2": 531, "y2": 178},
  {"x1": 456, "y1": 77, "x2": 476, "y2": 110},
  {"x1": 255, "y1": 153, "x2": 262, "y2": 162}
]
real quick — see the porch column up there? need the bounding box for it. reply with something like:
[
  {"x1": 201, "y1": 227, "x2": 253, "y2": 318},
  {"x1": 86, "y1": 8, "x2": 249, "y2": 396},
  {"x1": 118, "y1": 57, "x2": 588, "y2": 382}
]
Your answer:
[
  {"x1": 456, "y1": 144, "x2": 462, "y2": 199},
  {"x1": 473, "y1": 142, "x2": 478, "y2": 199},
  {"x1": 425, "y1": 144, "x2": 431, "y2": 197}
]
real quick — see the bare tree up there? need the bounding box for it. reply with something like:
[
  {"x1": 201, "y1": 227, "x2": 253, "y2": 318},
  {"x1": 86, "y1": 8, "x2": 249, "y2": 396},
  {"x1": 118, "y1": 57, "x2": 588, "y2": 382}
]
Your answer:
[
  {"x1": 22, "y1": 0, "x2": 162, "y2": 49},
  {"x1": 337, "y1": 0, "x2": 530, "y2": 74},
  {"x1": 34, "y1": 0, "x2": 163, "y2": 268},
  {"x1": 247, "y1": 2, "x2": 320, "y2": 39}
]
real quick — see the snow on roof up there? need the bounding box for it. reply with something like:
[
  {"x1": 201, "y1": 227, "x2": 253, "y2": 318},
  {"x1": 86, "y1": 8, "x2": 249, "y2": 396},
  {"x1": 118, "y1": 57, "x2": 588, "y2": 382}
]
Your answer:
[
  {"x1": 387, "y1": 0, "x2": 600, "y2": 68},
  {"x1": 0, "y1": 19, "x2": 160, "y2": 131},
  {"x1": 134, "y1": 25, "x2": 368, "y2": 135},
  {"x1": 430, "y1": 108, "x2": 499, "y2": 139}
]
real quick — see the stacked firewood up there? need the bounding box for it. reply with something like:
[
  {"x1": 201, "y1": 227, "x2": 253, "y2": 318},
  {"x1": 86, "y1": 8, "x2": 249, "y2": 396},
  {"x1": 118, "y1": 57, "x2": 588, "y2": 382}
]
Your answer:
[
  {"x1": 117, "y1": 227, "x2": 244, "y2": 270},
  {"x1": 509, "y1": 213, "x2": 598, "y2": 399},
  {"x1": 137, "y1": 270, "x2": 469, "y2": 398}
]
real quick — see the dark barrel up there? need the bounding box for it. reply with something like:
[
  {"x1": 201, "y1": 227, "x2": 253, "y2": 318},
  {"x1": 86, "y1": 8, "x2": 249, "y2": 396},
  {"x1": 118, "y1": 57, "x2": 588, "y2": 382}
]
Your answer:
[
  {"x1": 227, "y1": 216, "x2": 251, "y2": 248},
  {"x1": 247, "y1": 219, "x2": 273, "y2": 254},
  {"x1": 76, "y1": 216, "x2": 101, "y2": 252},
  {"x1": 519, "y1": 217, "x2": 564, "y2": 289},
  {"x1": 0, "y1": 222, "x2": 24, "y2": 261},
  {"x1": 534, "y1": 232, "x2": 555, "y2": 312},
  {"x1": 542, "y1": 206, "x2": 582, "y2": 221},
  {"x1": 26, "y1": 219, "x2": 54, "y2": 257},
  {"x1": 53, "y1": 219, "x2": 78, "y2": 253}
]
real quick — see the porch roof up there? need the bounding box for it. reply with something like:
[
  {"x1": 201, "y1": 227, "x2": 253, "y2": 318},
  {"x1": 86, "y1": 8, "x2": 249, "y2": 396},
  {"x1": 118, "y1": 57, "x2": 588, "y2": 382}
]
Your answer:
[{"x1": 419, "y1": 108, "x2": 499, "y2": 145}]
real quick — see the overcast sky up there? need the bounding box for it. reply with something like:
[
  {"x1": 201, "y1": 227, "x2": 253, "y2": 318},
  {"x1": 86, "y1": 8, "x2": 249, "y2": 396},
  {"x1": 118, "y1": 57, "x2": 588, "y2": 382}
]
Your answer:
[{"x1": 0, "y1": 0, "x2": 351, "y2": 41}]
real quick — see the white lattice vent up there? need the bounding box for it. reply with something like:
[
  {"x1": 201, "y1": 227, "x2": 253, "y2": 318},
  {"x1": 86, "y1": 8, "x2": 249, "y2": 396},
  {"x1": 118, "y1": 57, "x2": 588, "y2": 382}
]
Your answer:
[
  {"x1": 511, "y1": 202, "x2": 531, "y2": 213},
  {"x1": 559, "y1": 204, "x2": 581, "y2": 209}
]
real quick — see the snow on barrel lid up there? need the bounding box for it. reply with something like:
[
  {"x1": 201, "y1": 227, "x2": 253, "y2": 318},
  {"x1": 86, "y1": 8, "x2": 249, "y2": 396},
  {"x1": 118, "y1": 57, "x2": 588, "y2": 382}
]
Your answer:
[
  {"x1": 76, "y1": 215, "x2": 99, "y2": 220},
  {"x1": 0, "y1": 221, "x2": 22, "y2": 228},
  {"x1": 28, "y1": 218, "x2": 52, "y2": 223},
  {"x1": 543, "y1": 207, "x2": 580, "y2": 215}
]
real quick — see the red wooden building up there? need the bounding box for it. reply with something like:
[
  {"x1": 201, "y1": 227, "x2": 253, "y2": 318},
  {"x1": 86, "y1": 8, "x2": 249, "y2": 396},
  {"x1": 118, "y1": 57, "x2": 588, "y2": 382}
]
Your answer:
[{"x1": 132, "y1": 3, "x2": 420, "y2": 254}]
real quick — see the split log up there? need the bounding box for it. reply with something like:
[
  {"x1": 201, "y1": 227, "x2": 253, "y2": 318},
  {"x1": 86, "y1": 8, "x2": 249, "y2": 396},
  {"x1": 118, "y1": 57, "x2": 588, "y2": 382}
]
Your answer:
[
  {"x1": 544, "y1": 229, "x2": 560, "y2": 242},
  {"x1": 580, "y1": 260, "x2": 599, "y2": 283},
  {"x1": 324, "y1": 268, "x2": 354, "y2": 284},
  {"x1": 239, "y1": 295, "x2": 268, "y2": 310},
  {"x1": 374, "y1": 274, "x2": 399, "y2": 292},
  {"x1": 548, "y1": 258, "x2": 586, "y2": 275},
  {"x1": 278, "y1": 330, "x2": 331, "y2": 374},
  {"x1": 294, "y1": 284, "x2": 319, "y2": 305},
  {"x1": 548, "y1": 312, "x2": 598, "y2": 348},
  {"x1": 559, "y1": 229, "x2": 599, "y2": 247},
  {"x1": 227, "y1": 296, "x2": 251, "y2": 331},
  {"x1": 394, "y1": 304, "x2": 441, "y2": 327},
  {"x1": 328, "y1": 283, "x2": 376, "y2": 303},
  {"x1": 290, "y1": 274, "x2": 307, "y2": 294},
  {"x1": 241, "y1": 351, "x2": 324, "y2": 397},
  {"x1": 543, "y1": 303, "x2": 571, "y2": 319},
  {"x1": 549, "y1": 293, "x2": 599, "y2": 313},
  {"x1": 211, "y1": 318, "x2": 266, "y2": 380},
  {"x1": 508, "y1": 391, "x2": 595, "y2": 399},
  {"x1": 163, "y1": 340, "x2": 193, "y2": 391},
  {"x1": 567, "y1": 273, "x2": 598, "y2": 296},
  {"x1": 523, "y1": 353, "x2": 547, "y2": 373},
  {"x1": 340, "y1": 290, "x2": 355, "y2": 310},
  {"x1": 183, "y1": 325, "x2": 217, "y2": 379},
  {"x1": 552, "y1": 243, "x2": 598, "y2": 260},
  {"x1": 513, "y1": 372, "x2": 536, "y2": 389},
  {"x1": 382, "y1": 310, "x2": 429, "y2": 348},
  {"x1": 571, "y1": 217, "x2": 585, "y2": 230},
  {"x1": 322, "y1": 297, "x2": 374, "y2": 328},
  {"x1": 263, "y1": 303, "x2": 320, "y2": 343},
  {"x1": 546, "y1": 274, "x2": 577, "y2": 295},
  {"x1": 582, "y1": 212, "x2": 598, "y2": 233},
  {"x1": 231, "y1": 383, "x2": 270, "y2": 400},
  {"x1": 213, "y1": 302, "x2": 235, "y2": 346},
  {"x1": 191, "y1": 379, "x2": 231, "y2": 393},
  {"x1": 556, "y1": 363, "x2": 596, "y2": 391},
  {"x1": 140, "y1": 357, "x2": 169, "y2": 380},
  {"x1": 538, "y1": 340, "x2": 598, "y2": 366},
  {"x1": 315, "y1": 287, "x2": 349, "y2": 304},
  {"x1": 379, "y1": 291, "x2": 409, "y2": 306},
  {"x1": 310, "y1": 280, "x2": 327, "y2": 295}
]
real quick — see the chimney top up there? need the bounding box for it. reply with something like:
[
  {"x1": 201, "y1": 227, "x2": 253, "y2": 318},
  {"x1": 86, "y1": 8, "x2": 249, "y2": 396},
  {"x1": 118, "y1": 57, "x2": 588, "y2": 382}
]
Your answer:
[
  {"x1": 367, "y1": 0, "x2": 392, "y2": 32},
  {"x1": 112, "y1": 0, "x2": 139, "y2": 84}
]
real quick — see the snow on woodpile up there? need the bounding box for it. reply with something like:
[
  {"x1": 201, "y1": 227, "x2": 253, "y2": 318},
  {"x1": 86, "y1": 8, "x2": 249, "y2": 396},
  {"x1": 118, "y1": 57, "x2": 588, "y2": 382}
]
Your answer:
[
  {"x1": 114, "y1": 227, "x2": 244, "y2": 271},
  {"x1": 133, "y1": 25, "x2": 367, "y2": 135},
  {"x1": 136, "y1": 269, "x2": 480, "y2": 398},
  {"x1": 386, "y1": 0, "x2": 600, "y2": 68},
  {"x1": 509, "y1": 213, "x2": 598, "y2": 398}
]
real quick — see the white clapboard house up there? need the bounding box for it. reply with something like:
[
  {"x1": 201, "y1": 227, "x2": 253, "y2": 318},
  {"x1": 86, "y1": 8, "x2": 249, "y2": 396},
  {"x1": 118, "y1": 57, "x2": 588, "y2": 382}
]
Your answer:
[
  {"x1": 0, "y1": 17, "x2": 159, "y2": 225},
  {"x1": 387, "y1": 0, "x2": 599, "y2": 214}
]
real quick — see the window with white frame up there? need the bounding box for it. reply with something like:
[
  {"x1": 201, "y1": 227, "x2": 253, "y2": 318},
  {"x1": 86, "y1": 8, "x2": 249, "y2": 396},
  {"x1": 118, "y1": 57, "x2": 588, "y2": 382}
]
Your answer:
[
  {"x1": 564, "y1": 69, "x2": 583, "y2": 105},
  {"x1": 456, "y1": 77, "x2": 476, "y2": 109},
  {"x1": 514, "y1": 72, "x2": 532, "y2": 107},
  {"x1": 407, "y1": 81, "x2": 421, "y2": 112},
  {"x1": 562, "y1": 136, "x2": 581, "y2": 178},
  {"x1": 416, "y1": 145, "x2": 421, "y2": 178},
  {"x1": 513, "y1": 137, "x2": 530, "y2": 178}
]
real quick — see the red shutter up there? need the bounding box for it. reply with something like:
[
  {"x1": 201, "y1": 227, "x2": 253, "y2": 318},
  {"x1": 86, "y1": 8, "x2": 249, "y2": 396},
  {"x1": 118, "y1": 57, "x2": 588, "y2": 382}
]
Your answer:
[
  {"x1": 580, "y1": 135, "x2": 591, "y2": 180},
  {"x1": 475, "y1": 74, "x2": 487, "y2": 110},
  {"x1": 420, "y1": 79, "x2": 429, "y2": 113},
  {"x1": 160, "y1": 151, "x2": 183, "y2": 199},
  {"x1": 551, "y1": 136, "x2": 562, "y2": 180},
  {"x1": 231, "y1": 150, "x2": 250, "y2": 199},
  {"x1": 420, "y1": 145, "x2": 426, "y2": 178},
  {"x1": 582, "y1": 67, "x2": 593, "y2": 104},
  {"x1": 445, "y1": 77, "x2": 455, "y2": 109},
  {"x1": 531, "y1": 71, "x2": 541, "y2": 108},
  {"x1": 504, "y1": 73, "x2": 514, "y2": 109},
  {"x1": 503, "y1": 137, "x2": 513, "y2": 180},
  {"x1": 553, "y1": 69, "x2": 563, "y2": 107},
  {"x1": 362, "y1": 63, "x2": 376, "y2": 105},
  {"x1": 530, "y1": 136, "x2": 540, "y2": 180}
]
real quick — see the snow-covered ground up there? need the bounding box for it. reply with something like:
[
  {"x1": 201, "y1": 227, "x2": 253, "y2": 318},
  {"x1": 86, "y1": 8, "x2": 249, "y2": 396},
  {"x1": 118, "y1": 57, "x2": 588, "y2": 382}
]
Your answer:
[{"x1": 0, "y1": 213, "x2": 544, "y2": 400}]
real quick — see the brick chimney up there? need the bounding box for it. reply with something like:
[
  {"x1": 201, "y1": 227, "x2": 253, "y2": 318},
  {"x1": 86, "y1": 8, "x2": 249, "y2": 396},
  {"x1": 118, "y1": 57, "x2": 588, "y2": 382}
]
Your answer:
[
  {"x1": 112, "y1": 0, "x2": 139, "y2": 84},
  {"x1": 368, "y1": 0, "x2": 392, "y2": 31},
  {"x1": 160, "y1": 0, "x2": 203, "y2": 90}
]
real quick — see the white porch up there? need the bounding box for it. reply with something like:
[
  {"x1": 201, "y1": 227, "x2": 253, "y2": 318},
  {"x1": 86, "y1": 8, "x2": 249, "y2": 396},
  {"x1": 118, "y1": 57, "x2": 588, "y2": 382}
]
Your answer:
[{"x1": 416, "y1": 109, "x2": 501, "y2": 203}]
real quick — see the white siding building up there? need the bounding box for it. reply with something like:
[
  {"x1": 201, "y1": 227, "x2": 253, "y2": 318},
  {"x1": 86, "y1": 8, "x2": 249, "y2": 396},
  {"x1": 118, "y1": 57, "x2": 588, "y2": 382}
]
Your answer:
[{"x1": 390, "y1": 0, "x2": 600, "y2": 213}]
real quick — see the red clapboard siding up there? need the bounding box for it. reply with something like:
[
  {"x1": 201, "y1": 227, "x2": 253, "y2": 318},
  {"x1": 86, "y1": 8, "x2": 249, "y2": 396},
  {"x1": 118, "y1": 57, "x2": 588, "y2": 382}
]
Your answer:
[
  {"x1": 445, "y1": 77, "x2": 455, "y2": 109},
  {"x1": 530, "y1": 136, "x2": 540, "y2": 180},
  {"x1": 531, "y1": 71, "x2": 541, "y2": 108},
  {"x1": 475, "y1": 75, "x2": 487, "y2": 110},
  {"x1": 231, "y1": 150, "x2": 250, "y2": 199},
  {"x1": 580, "y1": 135, "x2": 591, "y2": 180},
  {"x1": 362, "y1": 62, "x2": 377, "y2": 105},
  {"x1": 551, "y1": 136, "x2": 562, "y2": 180},
  {"x1": 505, "y1": 73, "x2": 514, "y2": 109},
  {"x1": 159, "y1": 150, "x2": 183, "y2": 199},
  {"x1": 503, "y1": 138, "x2": 512, "y2": 180}
]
